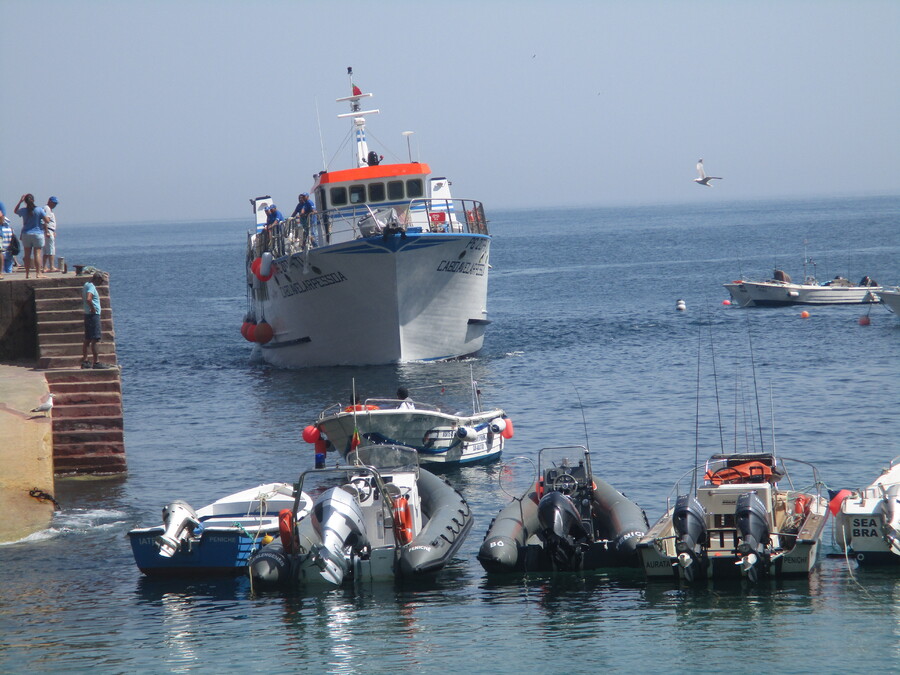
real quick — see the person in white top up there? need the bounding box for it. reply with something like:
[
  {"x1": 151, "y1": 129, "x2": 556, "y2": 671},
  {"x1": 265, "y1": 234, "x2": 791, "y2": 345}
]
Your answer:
[
  {"x1": 42, "y1": 196, "x2": 58, "y2": 272},
  {"x1": 397, "y1": 387, "x2": 415, "y2": 409}
]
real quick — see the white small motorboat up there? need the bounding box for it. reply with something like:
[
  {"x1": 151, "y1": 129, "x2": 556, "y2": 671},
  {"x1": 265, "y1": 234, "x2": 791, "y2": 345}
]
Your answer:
[
  {"x1": 306, "y1": 378, "x2": 512, "y2": 467},
  {"x1": 478, "y1": 445, "x2": 648, "y2": 573},
  {"x1": 724, "y1": 269, "x2": 882, "y2": 307},
  {"x1": 637, "y1": 453, "x2": 829, "y2": 582},
  {"x1": 128, "y1": 483, "x2": 312, "y2": 577},
  {"x1": 879, "y1": 287, "x2": 900, "y2": 318},
  {"x1": 833, "y1": 457, "x2": 900, "y2": 566},
  {"x1": 249, "y1": 444, "x2": 473, "y2": 587}
]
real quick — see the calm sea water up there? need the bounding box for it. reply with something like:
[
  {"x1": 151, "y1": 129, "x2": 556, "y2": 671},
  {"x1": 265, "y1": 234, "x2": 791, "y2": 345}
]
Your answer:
[{"x1": 1, "y1": 196, "x2": 898, "y2": 674}]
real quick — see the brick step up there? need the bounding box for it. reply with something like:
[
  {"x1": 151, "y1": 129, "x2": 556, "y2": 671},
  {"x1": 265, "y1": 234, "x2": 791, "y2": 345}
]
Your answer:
[
  {"x1": 36, "y1": 285, "x2": 112, "y2": 298},
  {"x1": 52, "y1": 402, "x2": 123, "y2": 418},
  {"x1": 53, "y1": 441, "x2": 126, "y2": 458},
  {"x1": 44, "y1": 369, "x2": 121, "y2": 384},
  {"x1": 52, "y1": 391, "x2": 122, "y2": 405},
  {"x1": 34, "y1": 298, "x2": 112, "y2": 316},
  {"x1": 52, "y1": 428, "x2": 125, "y2": 444},
  {"x1": 35, "y1": 308, "x2": 114, "y2": 322},
  {"x1": 55, "y1": 454, "x2": 128, "y2": 475},
  {"x1": 39, "y1": 355, "x2": 118, "y2": 369},
  {"x1": 38, "y1": 341, "x2": 118, "y2": 357},
  {"x1": 52, "y1": 415, "x2": 124, "y2": 432},
  {"x1": 47, "y1": 380, "x2": 122, "y2": 394},
  {"x1": 37, "y1": 319, "x2": 115, "y2": 334}
]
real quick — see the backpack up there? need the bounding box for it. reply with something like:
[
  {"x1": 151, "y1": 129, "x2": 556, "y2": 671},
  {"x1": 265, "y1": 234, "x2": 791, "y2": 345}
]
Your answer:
[{"x1": 8, "y1": 234, "x2": 20, "y2": 256}]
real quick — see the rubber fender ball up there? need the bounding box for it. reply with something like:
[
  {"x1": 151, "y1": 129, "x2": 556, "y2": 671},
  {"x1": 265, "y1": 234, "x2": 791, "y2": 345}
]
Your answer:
[
  {"x1": 302, "y1": 425, "x2": 321, "y2": 444},
  {"x1": 246, "y1": 322, "x2": 257, "y2": 342},
  {"x1": 457, "y1": 426, "x2": 478, "y2": 442},
  {"x1": 255, "y1": 320, "x2": 274, "y2": 344},
  {"x1": 260, "y1": 251, "x2": 274, "y2": 277},
  {"x1": 489, "y1": 417, "x2": 507, "y2": 434},
  {"x1": 501, "y1": 418, "x2": 514, "y2": 439}
]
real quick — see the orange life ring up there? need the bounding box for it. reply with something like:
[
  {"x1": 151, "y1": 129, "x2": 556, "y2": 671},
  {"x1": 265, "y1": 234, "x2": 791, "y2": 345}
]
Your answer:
[
  {"x1": 705, "y1": 461, "x2": 774, "y2": 485},
  {"x1": 392, "y1": 495, "x2": 413, "y2": 546},
  {"x1": 343, "y1": 404, "x2": 380, "y2": 412},
  {"x1": 278, "y1": 508, "x2": 295, "y2": 554}
]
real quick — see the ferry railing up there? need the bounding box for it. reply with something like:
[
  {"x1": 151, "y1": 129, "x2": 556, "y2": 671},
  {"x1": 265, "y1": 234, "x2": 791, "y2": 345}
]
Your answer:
[{"x1": 247, "y1": 198, "x2": 488, "y2": 260}]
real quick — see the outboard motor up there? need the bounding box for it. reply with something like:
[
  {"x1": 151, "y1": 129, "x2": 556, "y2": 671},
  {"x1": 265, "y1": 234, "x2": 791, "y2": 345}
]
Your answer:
[
  {"x1": 302, "y1": 486, "x2": 369, "y2": 586},
  {"x1": 156, "y1": 500, "x2": 200, "y2": 558},
  {"x1": 880, "y1": 484, "x2": 900, "y2": 556},
  {"x1": 672, "y1": 494, "x2": 708, "y2": 581},
  {"x1": 537, "y1": 491, "x2": 590, "y2": 571},
  {"x1": 735, "y1": 491, "x2": 771, "y2": 582}
]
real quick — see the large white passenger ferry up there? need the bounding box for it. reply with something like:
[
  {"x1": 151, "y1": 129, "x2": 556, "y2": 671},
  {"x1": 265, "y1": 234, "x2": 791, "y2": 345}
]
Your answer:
[{"x1": 243, "y1": 70, "x2": 491, "y2": 367}]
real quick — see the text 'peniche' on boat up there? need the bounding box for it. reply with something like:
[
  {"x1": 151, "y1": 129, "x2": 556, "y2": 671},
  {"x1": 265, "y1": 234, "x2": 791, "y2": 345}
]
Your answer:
[{"x1": 241, "y1": 68, "x2": 493, "y2": 368}]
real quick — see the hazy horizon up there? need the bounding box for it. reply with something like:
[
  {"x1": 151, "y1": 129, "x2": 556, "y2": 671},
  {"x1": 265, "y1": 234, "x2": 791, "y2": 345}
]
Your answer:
[{"x1": 2, "y1": 1, "x2": 898, "y2": 226}]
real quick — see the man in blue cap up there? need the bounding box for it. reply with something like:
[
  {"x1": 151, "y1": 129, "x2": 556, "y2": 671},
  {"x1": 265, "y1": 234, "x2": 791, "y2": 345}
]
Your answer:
[
  {"x1": 42, "y1": 196, "x2": 59, "y2": 272},
  {"x1": 292, "y1": 193, "x2": 317, "y2": 247}
]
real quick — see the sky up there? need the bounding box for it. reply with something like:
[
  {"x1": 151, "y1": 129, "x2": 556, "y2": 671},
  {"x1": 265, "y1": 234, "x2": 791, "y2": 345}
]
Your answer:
[{"x1": 1, "y1": 0, "x2": 898, "y2": 225}]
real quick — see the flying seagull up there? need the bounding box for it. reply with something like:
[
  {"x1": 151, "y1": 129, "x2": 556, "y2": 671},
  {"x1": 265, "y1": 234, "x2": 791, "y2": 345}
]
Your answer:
[
  {"x1": 31, "y1": 393, "x2": 54, "y2": 416},
  {"x1": 694, "y1": 158, "x2": 722, "y2": 187}
]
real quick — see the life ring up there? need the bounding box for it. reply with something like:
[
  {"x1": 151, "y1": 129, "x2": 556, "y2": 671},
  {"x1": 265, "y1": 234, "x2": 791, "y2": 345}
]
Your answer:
[
  {"x1": 343, "y1": 404, "x2": 380, "y2": 412},
  {"x1": 278, "y1": 509, "x2": 294, "y2": 554},
  {"x1": 392, "y1": 495, "x2": 413, "y2": 545}
]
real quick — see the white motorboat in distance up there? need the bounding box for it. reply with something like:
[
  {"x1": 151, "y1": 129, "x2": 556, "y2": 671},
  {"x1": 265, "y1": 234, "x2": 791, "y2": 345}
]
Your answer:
[
  {"x1": 833, "y1": 456, "x2": 900, "y2": 566},
  {"x1": 307, "y1": 379, "x2": 512, "y2": 468},
  {"x1": 879, "y1": 287, "x2": 900, "y2": 318},
  {"x1": 725, "y1": 269, "x2": 882, "y2": 307},
  {"x1": 242, "y1": 69, "x2": 492, "y2": 367}
]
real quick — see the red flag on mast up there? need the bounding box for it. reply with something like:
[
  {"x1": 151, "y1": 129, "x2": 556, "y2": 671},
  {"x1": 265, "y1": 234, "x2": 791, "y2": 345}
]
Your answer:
[{"x1": 352, "y1": 84, "x2": 362, "y2": 96}]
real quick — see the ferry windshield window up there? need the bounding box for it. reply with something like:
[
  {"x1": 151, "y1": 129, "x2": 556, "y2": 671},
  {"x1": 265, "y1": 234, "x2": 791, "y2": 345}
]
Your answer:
[
  {"x1": 330, "y1": 187, "x2": 347, "y2": 206},
  {"x1": 368, "y1": 183, "x2": 386, "y2": 202},
  {"x1": 407, "y1": 179, "x2": 424, "y2": 198},
  {"x1": 350, "y1": 185, "x2": 366, "y2": 204},
  {"x1": 387, "y1": 181, "x2": 404, "y2": 200}
]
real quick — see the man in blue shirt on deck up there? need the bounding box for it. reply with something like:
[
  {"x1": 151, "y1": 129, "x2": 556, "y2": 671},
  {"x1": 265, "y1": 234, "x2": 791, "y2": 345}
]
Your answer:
[{"x1": 292, "y1": 193, "x2": 317, "y2": 246}]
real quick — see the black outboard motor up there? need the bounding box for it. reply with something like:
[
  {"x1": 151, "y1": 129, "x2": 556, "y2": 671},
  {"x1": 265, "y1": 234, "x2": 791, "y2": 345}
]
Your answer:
[
  {"x1": 672, "y1": 494, "x2": 708, "y2": 581},
  {"x1": 537, "y1": 491, "x2": 590, "y2": 571},
  {"x1": 735, "y1": 491, "x2": 771, "y2": 582}
]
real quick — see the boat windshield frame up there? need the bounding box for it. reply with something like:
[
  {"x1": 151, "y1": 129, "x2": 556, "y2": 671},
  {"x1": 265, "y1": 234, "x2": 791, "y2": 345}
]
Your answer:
[{"x1": 537, "y1": 445, "x2": 594, "y2": 485}]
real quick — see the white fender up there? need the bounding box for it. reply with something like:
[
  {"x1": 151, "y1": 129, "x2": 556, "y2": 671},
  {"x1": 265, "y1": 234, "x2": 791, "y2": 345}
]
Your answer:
[
  {"x1": 489, "y1": 418, "x2": 507, "y2": 434},
  {"x1": 456, "y1": 426, "x2": 478, "y2": 442},
  {"x1": 261, "y1": 251, "x2": 274, "y2": 277}
]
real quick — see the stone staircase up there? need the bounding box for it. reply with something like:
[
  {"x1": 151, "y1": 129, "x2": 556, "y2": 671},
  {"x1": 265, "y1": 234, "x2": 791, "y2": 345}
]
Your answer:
[{"x1": 32, "y1": 276, "x2": 126, "y2": 475}]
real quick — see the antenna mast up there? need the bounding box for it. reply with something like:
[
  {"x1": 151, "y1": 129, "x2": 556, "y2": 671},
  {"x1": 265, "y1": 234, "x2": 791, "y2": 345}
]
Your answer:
[{"x1": 336, "y1": 66, "x2": 379, "y2": 168}]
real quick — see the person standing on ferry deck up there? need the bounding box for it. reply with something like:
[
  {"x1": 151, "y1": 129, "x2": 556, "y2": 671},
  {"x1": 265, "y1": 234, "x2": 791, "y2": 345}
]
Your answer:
[
  {"x1": 14, "y1": 194, "x2": 46, "y2": 279},
  {"x1": 292, "y1": 193, "x2": 317, "y2": 246},
  {"x1": 42, "y1": 196, "x2": 59, "y2": 272}
]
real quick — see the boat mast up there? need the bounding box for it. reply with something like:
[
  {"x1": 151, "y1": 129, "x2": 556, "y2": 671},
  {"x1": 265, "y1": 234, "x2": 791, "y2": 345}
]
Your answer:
[{"x1": 336, "y1": 67, "x2": 380, "y2": 168}]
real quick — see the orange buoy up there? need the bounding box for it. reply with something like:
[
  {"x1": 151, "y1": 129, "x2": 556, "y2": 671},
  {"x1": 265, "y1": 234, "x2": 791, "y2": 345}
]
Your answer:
[
  {"x1": 800, "y1": 311, "x2": 810, "y2": 319},
  {"x1": 245, "y1": 321, "x2": 257, "y2": 342},
  {"x1": 254, "y1": 320, "x2": 274, "y2": 344},
  {"x1": 302, "y1": 425, "x2": 320, "y2": 443},
  {"x1": 278, "y1": 509, "x2": 294, "y2": 554},
  {"x1": 722, "y1": 299, "x2": 731, "y2": 306},
  {"x1": 859, "y1": 315, "x2": 871, "y2": 326},
  {"x1": 501, "y1": 418, "x2": 514, "y2": 439},
  {"x1": 251, "y1": 257, "x2": 274, "y2": 282}
]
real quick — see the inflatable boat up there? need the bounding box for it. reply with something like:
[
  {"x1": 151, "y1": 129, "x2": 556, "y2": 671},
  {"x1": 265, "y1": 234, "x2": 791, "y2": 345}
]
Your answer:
[
  {"x1": 478, "y1": 446, "x2": 648, "y2": 573},
  {"x1": 250, "y1": 444, "x2": 473, "y2": 587}
]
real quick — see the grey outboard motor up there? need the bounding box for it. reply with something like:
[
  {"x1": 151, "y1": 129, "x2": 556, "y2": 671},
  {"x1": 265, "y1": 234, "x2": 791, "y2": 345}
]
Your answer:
[
  {"x1": 880, "y1": 484, "x2": 900, "y2": 556},
  {"x1": 537, "y1": 491, "x2": 590, "y2": 570},
  {"x1": 300, "y1": 486, "x2": 369, "y2": 586},
  {"x1": 157, "y1": 500, "x2": 200, "y2": 558},
  {"x1": 672, "y1": 494, "x2": 708, "y2": 581},
  {"x1": 735, "y1": 491, "x2": 771, "y2": 582}
]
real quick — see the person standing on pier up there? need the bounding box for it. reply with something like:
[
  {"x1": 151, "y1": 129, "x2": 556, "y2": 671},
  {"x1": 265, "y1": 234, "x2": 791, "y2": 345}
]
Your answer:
[
  {"x1": 1, "y1": 203, "x2": 15, "y2": 278},
  {"x1": 42, "y1": 196, "x2": 59, "y2": 272},
  {"x1": 82, "y1": 272, "x2": 112, "y2": 369},
  {"x1": 14, "y1": 194, "x2": 46, "y2": 279}
]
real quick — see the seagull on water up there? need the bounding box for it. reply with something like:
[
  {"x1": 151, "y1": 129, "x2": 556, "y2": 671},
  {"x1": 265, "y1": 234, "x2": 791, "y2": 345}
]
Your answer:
[
  {"x1": 694, "y1": 158, "x2": 722, "y2": 187},
  {"x1": 31, "y1": 393, "x2": 54, "y2": 416}
]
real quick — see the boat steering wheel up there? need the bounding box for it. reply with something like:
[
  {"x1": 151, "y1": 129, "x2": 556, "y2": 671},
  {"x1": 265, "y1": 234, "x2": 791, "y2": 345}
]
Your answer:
[
  {"x1": 349, "y1": 477, "x2": 373, "y2": 502},
  {"x1": 551, "y1": 473, "x2": 578, "y2": 495}
]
